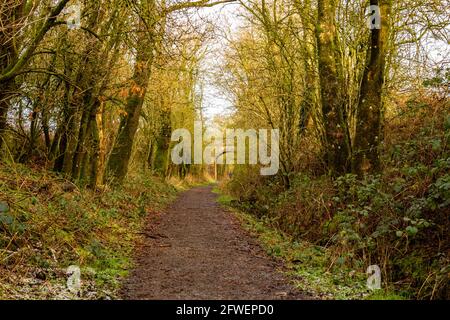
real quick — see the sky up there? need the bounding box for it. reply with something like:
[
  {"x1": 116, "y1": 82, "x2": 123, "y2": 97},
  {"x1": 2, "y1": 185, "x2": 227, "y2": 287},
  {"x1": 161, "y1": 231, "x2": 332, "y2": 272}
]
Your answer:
[{"x1": 193, "y1": 3, "x2": 244, "y2": 121}]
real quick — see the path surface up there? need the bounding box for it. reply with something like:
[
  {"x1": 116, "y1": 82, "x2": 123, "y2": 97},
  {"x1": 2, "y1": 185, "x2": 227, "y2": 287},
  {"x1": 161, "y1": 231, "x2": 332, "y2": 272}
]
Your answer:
[{"x1": 121, "y1": 186, "x2": 305, "y2": 300}]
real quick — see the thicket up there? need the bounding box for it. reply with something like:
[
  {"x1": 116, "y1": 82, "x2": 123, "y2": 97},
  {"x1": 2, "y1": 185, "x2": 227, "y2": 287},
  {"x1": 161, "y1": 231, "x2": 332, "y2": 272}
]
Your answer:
[{"x1": 226, "y1": 94, "x2": 449, "y2": 299}]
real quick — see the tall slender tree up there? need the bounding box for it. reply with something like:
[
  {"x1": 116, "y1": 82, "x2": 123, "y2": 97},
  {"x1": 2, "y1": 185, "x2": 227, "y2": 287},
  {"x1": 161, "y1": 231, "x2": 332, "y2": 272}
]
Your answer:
[
  {"x1": 353, "y1": 0, "x2": 393, "y2": 175},
  {"x1": 107, "y1": 1, "x2": 158, "y2": 183},
  {"x1": 316, "y1": 0, "x2": 351, "y2": 175}
]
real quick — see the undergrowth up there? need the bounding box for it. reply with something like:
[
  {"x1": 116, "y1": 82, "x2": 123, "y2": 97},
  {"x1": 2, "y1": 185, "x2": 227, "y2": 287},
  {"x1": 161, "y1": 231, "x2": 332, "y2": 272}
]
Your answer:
[
  {"x1": 216, "y1": 192, "x2": 403, "y2": 300},
  {"x1": 0, "y1": 163, "x2": 179, "y2": 299}
]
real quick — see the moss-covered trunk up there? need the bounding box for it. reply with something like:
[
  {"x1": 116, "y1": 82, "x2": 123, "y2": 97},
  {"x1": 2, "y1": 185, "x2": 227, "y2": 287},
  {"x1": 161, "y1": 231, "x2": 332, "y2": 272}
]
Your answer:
[
  {"x1": 0, "y1": 85, "x2": 12, "y2": 148},
  {"x1": 0, "y1": 2, "x2": 23, "y2": 149},
  {"x1": 88, "y1": 102, "x2": 106, "y2": 188},
  {"x1": 107, "y1": 46, "x2": 154, "y2": 183},
  {"x1": 153, "y1": 116, "x2": 172, "y2": 176},
  {"x1": 53, "y1": 82, "x2": 78, "y2": 173},
  {"x1": 316, "y1": 0, "x2": 351, "y2": 175},
  {"x1": 353, "y1": 0, "x2": 392, "y2": 175}
]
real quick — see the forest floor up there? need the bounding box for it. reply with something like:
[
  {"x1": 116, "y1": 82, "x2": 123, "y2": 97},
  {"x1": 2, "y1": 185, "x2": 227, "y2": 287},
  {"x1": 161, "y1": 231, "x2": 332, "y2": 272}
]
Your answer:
[{"x1": 121, "y1": 186, "x2": 306, "y2": 300}]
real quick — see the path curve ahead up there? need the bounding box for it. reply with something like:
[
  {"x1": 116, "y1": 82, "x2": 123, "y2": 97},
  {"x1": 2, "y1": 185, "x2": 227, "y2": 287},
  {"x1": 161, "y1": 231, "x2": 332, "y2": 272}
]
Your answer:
[{"x1": 121, "y1": 186, "x2": 305, "y2": 300}]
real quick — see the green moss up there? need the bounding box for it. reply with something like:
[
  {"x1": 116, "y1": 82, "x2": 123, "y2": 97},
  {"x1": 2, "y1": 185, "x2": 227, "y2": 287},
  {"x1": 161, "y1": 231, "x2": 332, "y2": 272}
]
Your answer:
[{"x1": 366, "y1": 291, "x2": 406, "y2": 300}]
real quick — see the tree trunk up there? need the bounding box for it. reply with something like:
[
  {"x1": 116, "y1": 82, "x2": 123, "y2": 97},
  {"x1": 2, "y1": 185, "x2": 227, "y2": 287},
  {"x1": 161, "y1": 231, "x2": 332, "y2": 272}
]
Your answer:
[
  {"x1": 353, "y1": 0, "x2": 392, "y2": 175},
  {"x1": 147, "y1": 141, "x2": 155, "y2": 171},
  {"x1": 107, "y1": 47, "x2": 153, "y2": 183},
  {"x1": 0, "y1": 85, "x2": 12, "y2": 148},
  {"x1": 42, "y1": 109, "x2": 51, "y2": 152},
  {"x1": 153, "y1": 136, "x2": 171, "y2": 176},
  {"x1": 86, "y1": 101, "x2": 106, "y2": 188},
  {"x1": 0, "y1": 1, "x2": 24, "y2": 148},
  {"x1": 61, "y1": 108, "x2": 78, "y2": 175},
  {"x1": 89, "y1": 116, "x2": 101, "y2": 188},
  {"x1": 71, "y1": 93, "x2": 96, "y2": 180},
  {"x1": 316, "y1": 0, "x2": 351, "y2": 175},
  {"x1": 53, "y1": 83, "x2": 78, "y2": 173},
  {"x1": 152, "y1": 111, "x2": 171, "y2": 176}
]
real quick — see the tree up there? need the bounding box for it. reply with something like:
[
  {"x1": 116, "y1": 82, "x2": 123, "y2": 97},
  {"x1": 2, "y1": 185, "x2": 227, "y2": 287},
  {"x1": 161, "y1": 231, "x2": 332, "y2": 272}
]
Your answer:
[
  {"x1": 353, "y1": 0, "x2": 392, "y2": 175},
  {"x1": 316, "y1": 0, "x2": 351, "y2": 175},
  {"x1": 0, "y1": 0, "x2": 70, "y2": 147},
  {"x1": 107, "y1": 1, "x2": 159, "y2": 183}
]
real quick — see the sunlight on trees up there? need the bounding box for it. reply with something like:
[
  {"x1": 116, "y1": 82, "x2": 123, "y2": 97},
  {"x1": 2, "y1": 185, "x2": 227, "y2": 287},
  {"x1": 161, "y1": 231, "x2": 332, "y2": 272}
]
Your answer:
[{"x1": 0, "y1": 0, "x2": 448, "y2": 299}]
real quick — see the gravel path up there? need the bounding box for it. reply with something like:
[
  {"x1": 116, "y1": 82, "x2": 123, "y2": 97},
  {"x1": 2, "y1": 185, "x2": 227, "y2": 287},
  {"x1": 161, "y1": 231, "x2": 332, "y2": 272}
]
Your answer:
[{"x1": 121, "y1": 186, "x2": 306, "y2": 300}]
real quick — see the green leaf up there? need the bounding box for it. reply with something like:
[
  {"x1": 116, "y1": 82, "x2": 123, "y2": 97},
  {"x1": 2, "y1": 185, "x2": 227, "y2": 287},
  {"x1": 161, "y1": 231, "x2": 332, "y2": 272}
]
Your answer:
[
  {"x1": 444, "y1": 115, "x2": 450, "y2": 131},
  {"x1": 0, "y1": 201, "x2": 9, "y2": 213},
  {"x1": 406, "y1": 226, "x2": 418, "y2": 236},
  {"x1": 431, "y1": 139, "x2": 442, "y2": 152}
]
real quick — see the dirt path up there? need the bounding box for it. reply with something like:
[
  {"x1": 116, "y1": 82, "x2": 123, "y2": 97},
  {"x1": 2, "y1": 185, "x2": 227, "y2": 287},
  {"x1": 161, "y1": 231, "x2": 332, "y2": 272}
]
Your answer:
[{"x1": 121, "y1": 186, "x2": 306, "y2": 300}]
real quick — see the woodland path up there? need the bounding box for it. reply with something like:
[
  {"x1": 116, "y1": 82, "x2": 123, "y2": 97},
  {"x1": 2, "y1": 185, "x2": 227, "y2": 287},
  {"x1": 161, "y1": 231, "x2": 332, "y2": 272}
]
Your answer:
[{"x1": 121, "y1": 186, "x2": 306, "y2": 300}]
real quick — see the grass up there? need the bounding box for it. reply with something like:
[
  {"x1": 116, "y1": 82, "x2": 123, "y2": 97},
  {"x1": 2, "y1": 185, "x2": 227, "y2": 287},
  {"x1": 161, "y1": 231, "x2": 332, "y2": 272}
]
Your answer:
[
  {"x1": 215, "y1": 188, "x2": 405, "y2": 300},
  {"x1": 0, "y1": 162, "x2": 180, "y2": 299}
]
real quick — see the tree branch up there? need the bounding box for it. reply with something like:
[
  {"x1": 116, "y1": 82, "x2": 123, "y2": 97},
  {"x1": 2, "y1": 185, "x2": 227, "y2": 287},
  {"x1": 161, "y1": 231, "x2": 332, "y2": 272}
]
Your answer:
[
  {"x1": 0, "y1": 0, "x2": 70, "y2": 83},
  {"x1": 164, "y1": 0, "x2": 237, "y2": 15}
]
